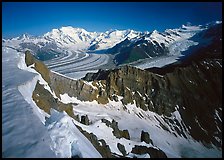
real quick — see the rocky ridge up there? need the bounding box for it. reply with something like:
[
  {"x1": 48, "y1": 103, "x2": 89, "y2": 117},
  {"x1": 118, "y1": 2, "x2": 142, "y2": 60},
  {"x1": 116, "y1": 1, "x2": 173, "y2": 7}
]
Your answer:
[
  {"x1": 25, "y1": 47, "x2": 222, "y2": 157},
  {"x1": 25, "y1": 51, "x2": 167, "y2": 157}
]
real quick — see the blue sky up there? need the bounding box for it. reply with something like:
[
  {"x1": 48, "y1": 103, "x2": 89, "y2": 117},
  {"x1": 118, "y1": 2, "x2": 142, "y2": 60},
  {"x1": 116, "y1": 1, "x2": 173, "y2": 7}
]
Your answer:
[{"x1": 2, "y1": 2, "x2": 222, "y2": 38}]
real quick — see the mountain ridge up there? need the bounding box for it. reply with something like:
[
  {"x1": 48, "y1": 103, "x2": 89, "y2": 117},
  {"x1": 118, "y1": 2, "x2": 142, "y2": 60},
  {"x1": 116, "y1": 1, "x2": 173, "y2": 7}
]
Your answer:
[{"x1": 23, "y1": 46, "x2": 222, "y2": 157}]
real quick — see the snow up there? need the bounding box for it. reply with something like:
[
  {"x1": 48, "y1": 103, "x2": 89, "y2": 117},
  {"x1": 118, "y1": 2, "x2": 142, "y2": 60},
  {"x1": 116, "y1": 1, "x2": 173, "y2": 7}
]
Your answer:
[
  {"x1": 45, "y1": 50, "x2": 109, "y2": 80},
  {"x1": 127, "y1": 153, "x2": 150, "y2": 158},
  {"x1": 168, "y1": 39, "x2": 198, "y2": 56},
  {"x1": 131, "y1": 24, "x2": 205, "y2": 69},
  {"x1": 214, "y1": 110, "x2": 222, "y2": 122},
  {"x1": 59, "y1": 93, "x2": 80, "y2": 104},
  {"x1": 2, "y1": 47, "x2": 56, "y2": 158},
  {"x1": 18, "y1": 75, "x2": 49, "y2": 124},
  {"x1": 215, "y1": 21, "x2": 222, "y2": 24},
  {"x1": 133, "y1": 55, "x2": 180, "y2": 69},
  {"x1": 58, "y1": 92, "x2": 221, "y2": 158},
  {"x1": 2, "y1": 46, "x2": 102, "y2": 158},
  {"x1": 17, "y1": 53, "x2": 58, "y2": 99},
  {"x1": 42, "y1": 26, "x2": 141, "y2": 51},
  {"x1": 45, "y1": 109, "x2": 101, "y2": 158},
  {"x1": 84, "y1": 81, "x2": 98, "y2": 90}
]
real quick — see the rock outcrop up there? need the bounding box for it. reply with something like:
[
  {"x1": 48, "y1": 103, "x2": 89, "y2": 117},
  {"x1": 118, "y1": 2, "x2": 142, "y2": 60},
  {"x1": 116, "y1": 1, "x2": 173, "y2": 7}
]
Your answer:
[
  {"x1": 101, "y1": 119, "x2": 130, "y2": 140},
  {"x1": 76, "y1": 125, "x2": 114, "y2": 158},
  {"x1": 80, "y1": 115, "x2": 90, "y2": 125},
  {"x1": 32, "y1": 80, "x2": 76, "y2": 119},
  {"x1": 131, "y1": 145, "x2": 167, "y2": 158},
  {"x1": 140, "y1": 130, "x2": 152, "y2": 144},
  {"x1": 25, "y1": 50, "x2": 51, "y2": 84},
  {"x1": 117, "y1": 143, "x2": 126, "y2": 156},
  {"x1": 83, "y1": 56, "x2": 222, "y2": 149}
]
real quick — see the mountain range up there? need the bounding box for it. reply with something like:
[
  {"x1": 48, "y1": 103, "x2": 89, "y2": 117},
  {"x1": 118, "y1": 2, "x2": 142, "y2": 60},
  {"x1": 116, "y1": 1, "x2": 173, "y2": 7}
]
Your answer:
[{"x1": 3, "y1": 21, "x2": 221, "y2": 64}]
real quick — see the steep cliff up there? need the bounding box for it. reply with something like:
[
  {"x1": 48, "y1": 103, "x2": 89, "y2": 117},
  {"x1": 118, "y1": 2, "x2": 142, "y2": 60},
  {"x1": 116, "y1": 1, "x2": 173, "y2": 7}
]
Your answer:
[
  {"x1": 25, "y1": 49, "x2": 222, "y2": 157},
  {"x1": 82, "y1": 54, "x2": 222, "y2": 149}
]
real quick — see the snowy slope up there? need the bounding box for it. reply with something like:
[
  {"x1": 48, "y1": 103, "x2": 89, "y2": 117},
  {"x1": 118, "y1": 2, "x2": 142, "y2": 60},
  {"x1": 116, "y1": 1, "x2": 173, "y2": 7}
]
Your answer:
[
  {"x1": 2, "y1": 47, "x2": 101, "y2": 158},
  {"x1": 58, "y1": 94, "x2": 222, "y2": 158},
  {"x1": 45, "y1": 109, "x2": 102, "y2": 158},
  {"x1": 2, "y1": 47, "x2": 56, "y2": 158}
]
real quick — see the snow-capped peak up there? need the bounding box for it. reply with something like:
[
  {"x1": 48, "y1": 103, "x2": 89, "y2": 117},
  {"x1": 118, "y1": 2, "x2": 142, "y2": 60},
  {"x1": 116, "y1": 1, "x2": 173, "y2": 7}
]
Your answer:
[
  {"x1": 3, "y1": 21, "x2": 220, "y2": 53},
  {"x1": 18, "y1": 33, "x2": 32, "y2": 40},
  {"x1": 60, "y1": 26, "x2": 89, "y2": 35},
  {"x1": 215, "y1": 21, "x2": 222, "y2": 24},
  {"x1": 152, "y1": 30, "x2": 159, "y2": 34}
]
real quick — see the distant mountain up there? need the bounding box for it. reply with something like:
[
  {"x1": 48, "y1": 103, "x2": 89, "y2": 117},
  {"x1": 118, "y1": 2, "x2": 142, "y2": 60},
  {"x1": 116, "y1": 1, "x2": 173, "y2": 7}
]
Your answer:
[
  {"x1": 2, "y1": 21, "x2": 221, "y2": 64},
  {"x1": 107, "y1": 22, "x2": 222, "y2": 65}
]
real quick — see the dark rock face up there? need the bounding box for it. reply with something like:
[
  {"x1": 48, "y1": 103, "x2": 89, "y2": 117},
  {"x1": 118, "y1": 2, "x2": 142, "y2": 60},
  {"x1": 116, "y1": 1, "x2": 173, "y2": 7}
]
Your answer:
[
  {"x1": 140, "y1": 130, "x2": 152, "y2": 144},
  {"x1": 80, "y1": 115, "x2": 90, "y2": 125},
  {"x1": 83, "y1": 65, "x2": 178, "y2": 116},
  {"x1": 147, "y1": 58, "x2": 222, "y2": 147},
  {"x1": 32, "y1": 80, "x2": 76, "y2": 119},
  {"x1": 101, "y1": 119, "x2": 111, "y2": 127},
  {"x1": 117, "y1": 143, "x2": 126, "y2": 156},
  {"x1": 131, "y1": 145, "x2": 167, "y2": 158},
  {"x1": 71, "y1": 155, "x2": 81, "y2": 158},
  {"x1": 120, "y1": 130, "x2": 130, "y2": 140},
  {"x1": 83, "y1": 57, "x2": 222, "y2": 149},
  {"x1": 49, "y1": 72, "x2": 109, "y2": 104}
]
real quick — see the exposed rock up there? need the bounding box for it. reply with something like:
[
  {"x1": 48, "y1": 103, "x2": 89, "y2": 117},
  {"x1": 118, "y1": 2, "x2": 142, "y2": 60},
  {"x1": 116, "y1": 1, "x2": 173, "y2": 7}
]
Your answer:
[
  {"x1": 140, "y1": 130, "x2": 152, "y2": 144},
  {"x1": 82, "y1": 56, "x2": 222, "y2": 148},
  {"x1": 111, "y1": 119, "x2": 122, "y2": 138},
  {"x1": 75, "y1": 125, "x2": 114, "y2": 158},
  {"x1": 49, "y1": 72, "x2": 109, "y2": 104},
  {"x1": 98, "y1": 139, "x2": 113, "y2": 158},
  {"x1": 32, "y1": 80, "x2": 76, "y2": 119},
  {"x1": 131, "y1": 145, "x2": 167, "y2": 158},
  {"x1": 112, "y1": 95, "x2": 118, "y2": 102},
  {"x1": 101, "y1": 119, "x2": 111, "y2": 127},
  {"x1": 25, "y1": 50, "x2": 51, "y2": 84},
  {"x1": 83, "y1": 65, "x2": 178, "y2": 115},
  {"x1": 101, "y1": 119, "x2": 130, "y2": 140},
  {"x1": 80, "y1": 115, "x2": 90, "y2": 125},
  {"x1": 117, "y1": 143, "x2": 126, "y2": 156},
  {"x1": 73, "y1": 114, "x2": 80, "y2": 122},
  {"x1": 120, "y1": 130, "x2": 130, "y2": 140}
]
